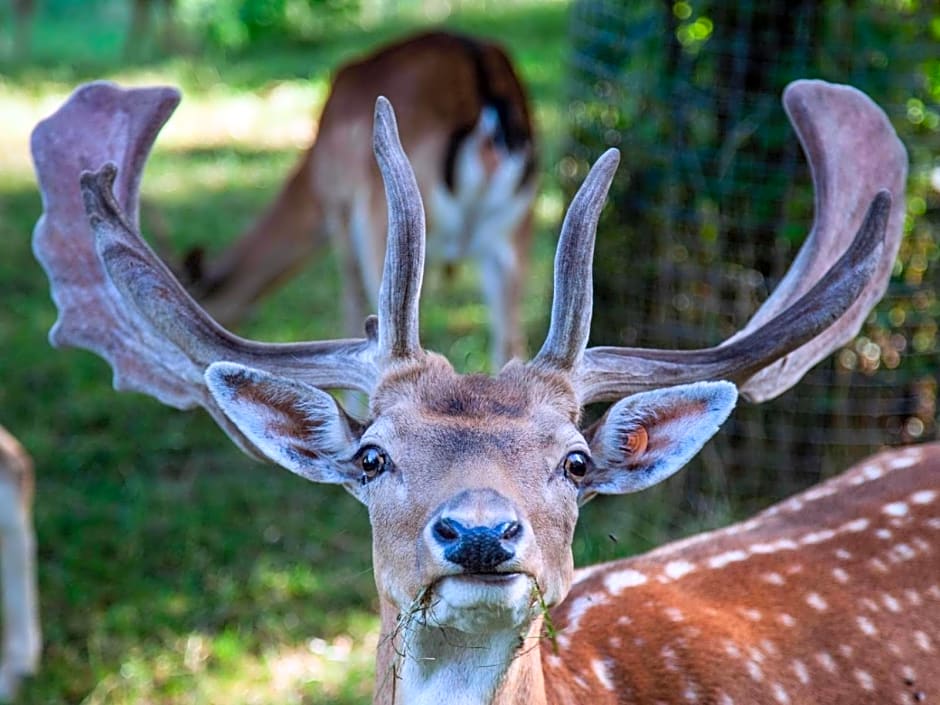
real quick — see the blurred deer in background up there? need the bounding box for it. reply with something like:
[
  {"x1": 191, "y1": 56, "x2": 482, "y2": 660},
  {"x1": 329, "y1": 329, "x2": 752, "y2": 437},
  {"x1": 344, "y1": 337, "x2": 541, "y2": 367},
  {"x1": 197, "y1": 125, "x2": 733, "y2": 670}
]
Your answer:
[
  {"x1": 32, "y1": 77, "x2": 937, "y2": 705},
  {"x1": 182, "y1": 31, "x2": 536, "y2": 369},
  {"x1": 0, "y1": 425, "x2": 39, "y2": 701}
]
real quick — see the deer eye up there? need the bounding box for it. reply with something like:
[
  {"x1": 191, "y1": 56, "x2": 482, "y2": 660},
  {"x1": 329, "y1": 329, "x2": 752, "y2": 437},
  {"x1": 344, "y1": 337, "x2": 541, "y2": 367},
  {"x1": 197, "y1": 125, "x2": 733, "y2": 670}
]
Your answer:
[
  {"x1": 356, "y1": 445, "x2": 392, "y2": 483},
  {"x1": 563, "y1": 451, "x2": 591, "y2": 483}
]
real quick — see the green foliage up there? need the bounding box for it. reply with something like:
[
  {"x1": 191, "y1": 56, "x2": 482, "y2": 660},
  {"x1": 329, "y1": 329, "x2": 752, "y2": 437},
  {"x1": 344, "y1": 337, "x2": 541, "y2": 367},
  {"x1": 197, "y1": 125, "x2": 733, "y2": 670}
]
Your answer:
[{"x1": 175, "y1": 0, "x2": 361, "y2": 50}]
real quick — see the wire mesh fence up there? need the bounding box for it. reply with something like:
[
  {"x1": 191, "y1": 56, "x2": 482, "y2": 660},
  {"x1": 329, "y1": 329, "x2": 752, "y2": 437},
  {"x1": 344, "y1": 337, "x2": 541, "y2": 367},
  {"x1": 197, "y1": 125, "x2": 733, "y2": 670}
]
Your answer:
[{"x1": 564, "y1": 0, "x2": 939, "y2": 529}]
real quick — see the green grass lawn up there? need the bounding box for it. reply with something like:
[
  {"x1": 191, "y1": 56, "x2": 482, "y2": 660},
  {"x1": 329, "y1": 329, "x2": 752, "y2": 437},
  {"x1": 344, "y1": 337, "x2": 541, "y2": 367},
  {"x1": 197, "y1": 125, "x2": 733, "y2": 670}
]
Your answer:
[{"x1": 0, "y1": 3, "x2": 733, "y2": 702}]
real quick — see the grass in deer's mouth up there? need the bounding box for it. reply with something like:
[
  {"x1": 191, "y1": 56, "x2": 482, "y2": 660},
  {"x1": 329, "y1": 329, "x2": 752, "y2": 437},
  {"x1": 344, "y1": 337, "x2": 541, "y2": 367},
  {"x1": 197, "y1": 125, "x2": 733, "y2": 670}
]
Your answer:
[
  {"x1": 381, "y1": 585, "x2": 435, "y2": 654},
  {"x1": 372, "y1": 585, "x2": 435, "y2": 694},
  {"x1": 532, "y1": 581, "x2": 559, "y2": 654}
]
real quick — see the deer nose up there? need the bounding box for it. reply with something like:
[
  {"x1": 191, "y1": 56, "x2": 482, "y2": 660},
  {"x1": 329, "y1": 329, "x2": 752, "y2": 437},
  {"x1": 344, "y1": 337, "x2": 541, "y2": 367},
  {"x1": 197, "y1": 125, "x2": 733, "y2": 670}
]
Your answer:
[{"x1": 431, "y1": 518, "x2": 523, "y2": 573}]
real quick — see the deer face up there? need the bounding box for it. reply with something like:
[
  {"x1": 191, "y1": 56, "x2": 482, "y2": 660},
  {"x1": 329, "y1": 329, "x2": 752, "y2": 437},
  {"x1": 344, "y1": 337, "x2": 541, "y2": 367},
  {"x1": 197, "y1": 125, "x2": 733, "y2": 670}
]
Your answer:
[
  {"x1": 205, "y1": 351, "x2": 737, "y2": 632},
  {"x1": 364, "y1": 358, "x2": 583, "y2": 630}
]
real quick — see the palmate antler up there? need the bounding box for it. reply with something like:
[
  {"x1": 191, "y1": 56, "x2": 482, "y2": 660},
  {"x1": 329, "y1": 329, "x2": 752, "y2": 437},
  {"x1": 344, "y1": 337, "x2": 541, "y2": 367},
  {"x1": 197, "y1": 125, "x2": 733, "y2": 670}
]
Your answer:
[
  {"x1": 534, "y1": 80, "x2": 907, "y2": 404},
  {"x1": 31, "y1": 83, "x2": 426, "y2": 456},
  {"x1": 31, "y1": 79, "x2": 906, "y2": 460}
]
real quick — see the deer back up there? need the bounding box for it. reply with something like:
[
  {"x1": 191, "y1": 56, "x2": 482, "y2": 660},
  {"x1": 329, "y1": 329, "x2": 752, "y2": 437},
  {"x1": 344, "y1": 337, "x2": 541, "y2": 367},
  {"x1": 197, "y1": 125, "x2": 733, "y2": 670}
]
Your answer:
[{"x1": 549, "y1": 444, "x2": 940, "y2": 704}]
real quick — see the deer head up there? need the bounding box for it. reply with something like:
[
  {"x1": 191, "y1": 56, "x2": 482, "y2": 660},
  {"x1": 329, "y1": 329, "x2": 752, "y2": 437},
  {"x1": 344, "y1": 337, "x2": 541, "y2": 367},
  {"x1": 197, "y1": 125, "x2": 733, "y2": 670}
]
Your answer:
[{"x1": 31, "y1": 79, "x2": 906, "y2": 703}]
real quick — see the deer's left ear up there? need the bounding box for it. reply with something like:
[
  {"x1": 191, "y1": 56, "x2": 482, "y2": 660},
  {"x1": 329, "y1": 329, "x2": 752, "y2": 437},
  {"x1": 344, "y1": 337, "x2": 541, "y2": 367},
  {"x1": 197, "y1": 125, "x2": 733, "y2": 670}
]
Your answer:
[
  {"x1": 582, "y1": 381, "x2": 737, "y2": 502},
  {"x1": 205, "y1": 362, "x2": 364, "y2": 488}
]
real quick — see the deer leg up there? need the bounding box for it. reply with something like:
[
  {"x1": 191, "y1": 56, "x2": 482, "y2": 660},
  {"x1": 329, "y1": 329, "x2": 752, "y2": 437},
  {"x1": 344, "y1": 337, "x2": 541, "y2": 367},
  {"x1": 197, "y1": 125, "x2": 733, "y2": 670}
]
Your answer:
[
  {"x1": 196, "y1": 148, "x2": 325, "y2": 326},
  {"x1": 327, "y1": 205, "x2": 374, "y2": 417},
  {"x1": 0, "y1": 480, "x2": 39, "y2": 700},
  {"x1": 474, "y1": 234, "x2": 521, "y2": 370},
  {"x1": 332, "y1": 201, "x2": 372, "y2": 341},
  {"x1": 471, "y1": 189, "x2": 533, "y2": 368}
]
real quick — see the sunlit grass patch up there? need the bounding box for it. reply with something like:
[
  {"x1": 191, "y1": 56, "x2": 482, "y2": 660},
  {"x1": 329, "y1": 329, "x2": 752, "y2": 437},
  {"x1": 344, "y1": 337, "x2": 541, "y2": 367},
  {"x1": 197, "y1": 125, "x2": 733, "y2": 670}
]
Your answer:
[
  {"x1": 150, "y1": 79, "x2": 327, "y2": 151},
  {"x1": 0, "y1": 78, "x2": 320, "y2": 175},
  {"x1": 79, "y1": 628, "x2": 378, "y2": 705}
]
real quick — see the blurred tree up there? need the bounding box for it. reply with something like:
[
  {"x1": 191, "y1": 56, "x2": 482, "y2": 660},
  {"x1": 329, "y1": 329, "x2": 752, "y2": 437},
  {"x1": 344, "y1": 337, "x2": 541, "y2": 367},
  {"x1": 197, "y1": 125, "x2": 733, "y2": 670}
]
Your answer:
[
  {"x1": 174, "y1": 0, "x2": 360, "y2": 50},
  {"x1": 2, "y1": 0, "x2": 37, "y2": 57},
  {"x1": 125, "y1": 0, "x2": 177, "y2": 58}
]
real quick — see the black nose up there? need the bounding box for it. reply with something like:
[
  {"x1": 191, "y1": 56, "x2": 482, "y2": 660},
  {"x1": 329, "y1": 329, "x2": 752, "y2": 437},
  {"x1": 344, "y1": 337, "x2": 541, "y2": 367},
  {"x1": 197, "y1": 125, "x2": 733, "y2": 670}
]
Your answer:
[{"x1": 431, "y1": 518, "x2": 522, "y2": 573}]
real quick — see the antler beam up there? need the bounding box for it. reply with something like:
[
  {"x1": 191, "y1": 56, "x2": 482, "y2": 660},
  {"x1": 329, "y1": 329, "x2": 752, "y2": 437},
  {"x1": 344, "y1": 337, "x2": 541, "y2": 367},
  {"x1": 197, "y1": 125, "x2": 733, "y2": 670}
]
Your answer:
[
  {"x1": 575, "y1": 192, "x2": 890, "y2": 401},
  {"x1": 565, "y1": 80, "x2": 907, "y2": 404},
  {"x1": 31, "y1": 83, "x2": 430, "y2": 454},
  {"x1": 81, "y1": 164, "x2": 378, "y2": 386}
]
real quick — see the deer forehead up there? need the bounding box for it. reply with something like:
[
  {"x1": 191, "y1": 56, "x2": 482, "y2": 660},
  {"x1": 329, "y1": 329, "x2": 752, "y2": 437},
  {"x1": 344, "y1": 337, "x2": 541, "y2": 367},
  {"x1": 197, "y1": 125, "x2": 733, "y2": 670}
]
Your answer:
[{"x1": 371, "y1": 356, "x2": 581, "y2": 430}]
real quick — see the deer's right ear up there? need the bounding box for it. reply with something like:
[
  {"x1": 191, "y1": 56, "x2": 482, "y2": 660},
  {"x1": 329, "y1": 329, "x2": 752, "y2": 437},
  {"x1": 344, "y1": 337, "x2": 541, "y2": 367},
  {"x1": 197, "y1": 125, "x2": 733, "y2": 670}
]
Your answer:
[
  {"x1": 582, "y1": 381, "x2": 737, "y2": 501},
  {"x1": 205, "y1": 362, "x2": 364, "y2": 486}
]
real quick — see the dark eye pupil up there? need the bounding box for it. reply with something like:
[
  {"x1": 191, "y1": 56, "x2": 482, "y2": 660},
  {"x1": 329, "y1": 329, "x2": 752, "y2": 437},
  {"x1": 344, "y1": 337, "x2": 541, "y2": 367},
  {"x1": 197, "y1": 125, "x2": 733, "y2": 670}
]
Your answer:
[
  {"x1": 362, "y1": 449, "x2": 383, "y2": 473},
  {"x1": 359, "y1": 446, "x2": 389, "y2": 479},
  {"x1": 565, "y1": 452, "x2": 588, "y2": 478}
]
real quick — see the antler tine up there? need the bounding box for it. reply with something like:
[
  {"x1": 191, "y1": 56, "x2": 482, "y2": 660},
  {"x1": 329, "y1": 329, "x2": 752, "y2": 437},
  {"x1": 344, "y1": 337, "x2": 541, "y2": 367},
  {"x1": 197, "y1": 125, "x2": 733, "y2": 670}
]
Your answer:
[
  {"x1": 532, "y1": 149, "x2": 620, "y2": 371},
  {"x1": 574, "y1": 80, "x2": 906, "y2": 405},
  {"x1": 373, "y1": 96, "x2": 425, "y2": 363},
  {"x1": 32, "y1": 82, "x2": 381, "y2": 457}
]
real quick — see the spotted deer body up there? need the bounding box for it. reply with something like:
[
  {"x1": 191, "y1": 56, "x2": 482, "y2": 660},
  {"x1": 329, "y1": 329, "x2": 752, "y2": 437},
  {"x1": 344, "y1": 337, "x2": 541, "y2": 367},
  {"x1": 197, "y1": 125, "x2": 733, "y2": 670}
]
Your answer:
[
  {"x1": 549, "y1": 444, "x2": 940, "y2": 705},
  {"x1": 0, "y1": 425, "x2": 40, "y2": 700},
  {"x1": 31, "y1": 77, "x2": 924, "y2": 705}
]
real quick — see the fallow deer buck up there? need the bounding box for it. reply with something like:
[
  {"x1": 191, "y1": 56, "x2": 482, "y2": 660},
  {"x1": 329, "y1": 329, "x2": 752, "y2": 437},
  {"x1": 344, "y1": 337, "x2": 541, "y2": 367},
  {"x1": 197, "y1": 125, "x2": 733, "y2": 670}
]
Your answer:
[
  {"x1": 183, "y1": 31, "x2": 536, "y2": 368},
  {"x1": 31, "y1": 78, "x2": 938, "y2": 705},
  {"x1": 0, "y1": 425, "x2": 40, "y2": 701}
]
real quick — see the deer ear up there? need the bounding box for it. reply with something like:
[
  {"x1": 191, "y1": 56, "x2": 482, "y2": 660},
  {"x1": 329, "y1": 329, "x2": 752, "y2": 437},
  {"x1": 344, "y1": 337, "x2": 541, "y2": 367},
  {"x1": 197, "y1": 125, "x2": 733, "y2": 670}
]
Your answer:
[
  {"x1": 205, "y1": 362, "x2": 364, "y2": 488},
  {"x1": 583, "y1": 382, "x2": 737, "y2": 501}
]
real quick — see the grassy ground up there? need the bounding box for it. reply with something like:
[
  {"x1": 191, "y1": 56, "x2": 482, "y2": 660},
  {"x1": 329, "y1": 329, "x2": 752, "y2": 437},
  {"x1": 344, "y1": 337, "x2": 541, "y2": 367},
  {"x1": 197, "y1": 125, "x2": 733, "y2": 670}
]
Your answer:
[{"x1": 1, "y1": 3, "x2": 732, "y2": 703}]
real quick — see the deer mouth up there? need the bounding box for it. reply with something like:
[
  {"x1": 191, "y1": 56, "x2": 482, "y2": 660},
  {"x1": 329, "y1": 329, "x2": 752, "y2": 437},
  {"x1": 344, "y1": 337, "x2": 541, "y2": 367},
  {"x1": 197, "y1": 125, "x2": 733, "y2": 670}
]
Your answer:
[
  {"x1": 454, "y1": 571, "x2": 525, "y2": 585},
  {"x1": 423, "y1": 572, "x2": 536, "y2": 631},
  {"x1": 430, "y1": 571, "x2": 531, "y2": 597},
  {"x1": 445, "y1": 573, "x2": 532, "y2": 609}
]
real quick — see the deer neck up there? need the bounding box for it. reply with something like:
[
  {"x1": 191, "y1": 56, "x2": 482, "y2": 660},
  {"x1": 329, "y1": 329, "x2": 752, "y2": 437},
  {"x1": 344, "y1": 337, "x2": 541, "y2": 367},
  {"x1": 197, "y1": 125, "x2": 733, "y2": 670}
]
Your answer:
[{"x1": 375, "y1": 599, "x2": 548, "y2": 705}]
